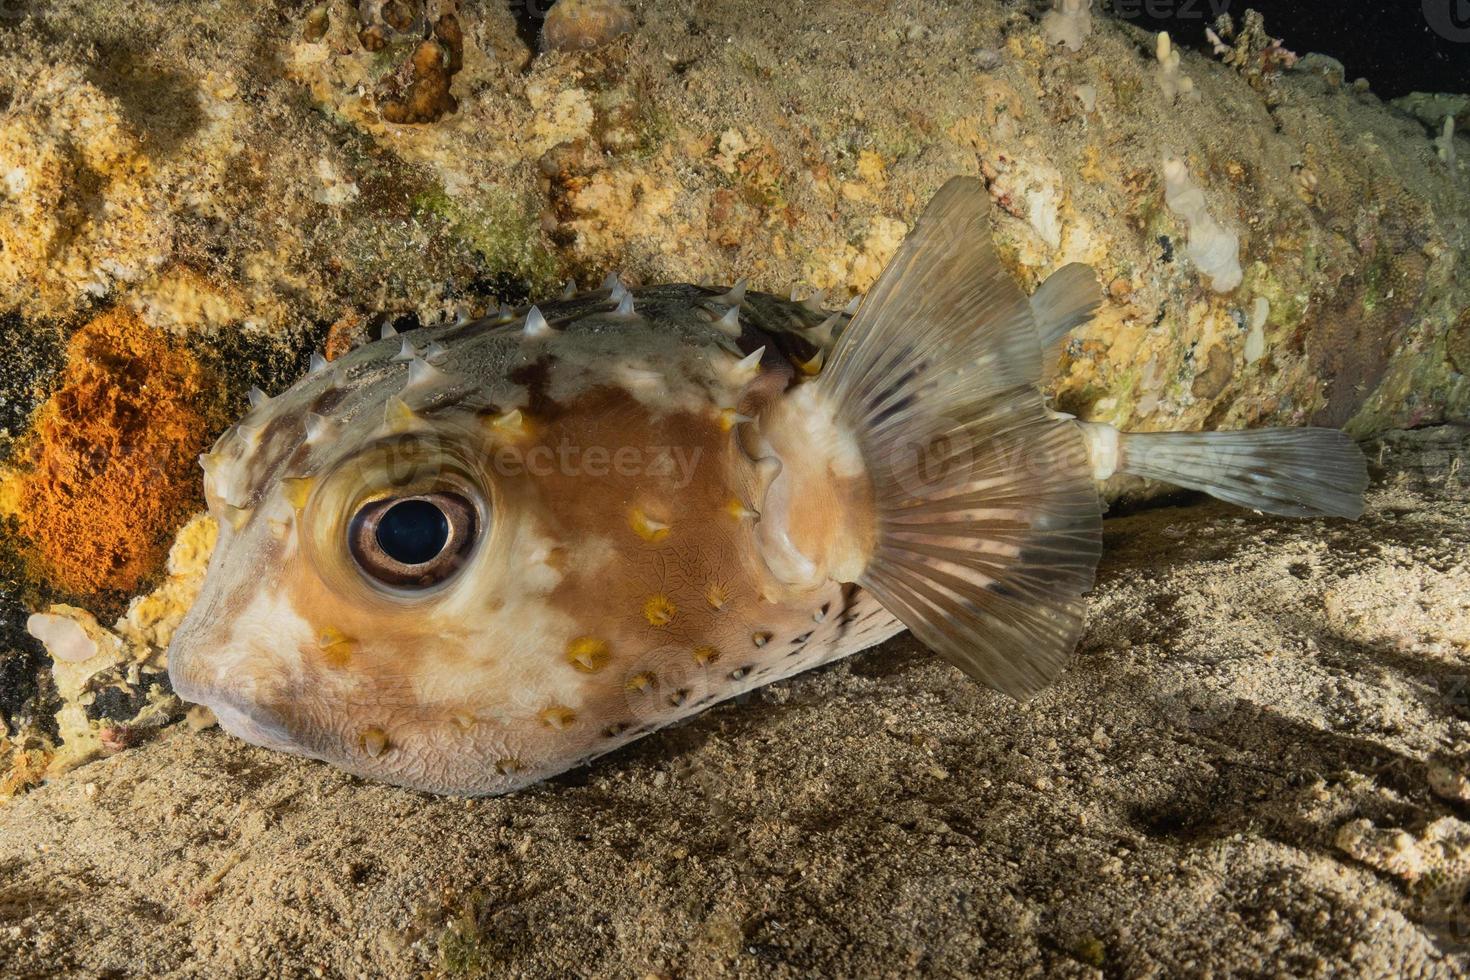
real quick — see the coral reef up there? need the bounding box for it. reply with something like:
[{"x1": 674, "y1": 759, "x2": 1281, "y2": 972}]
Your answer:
[{"x1": 1205, "y1": 10, "x2": 1299, "y2": 91}]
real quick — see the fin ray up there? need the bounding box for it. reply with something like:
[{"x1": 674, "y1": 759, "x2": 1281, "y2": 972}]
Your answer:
[
  {"x1": 1092, "y1": 425, "x2": 1368, "y2": 519},
  {"x1": 813, "y1": 177, "x2": 1103, "y2": 698},
  {"x1": 1030, "y1": 262, "x2": 1103, "y2": 377}
]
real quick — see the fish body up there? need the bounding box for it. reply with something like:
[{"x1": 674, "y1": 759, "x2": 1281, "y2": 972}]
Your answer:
[
  {"x1": 169, "y1": 179, "x2": 1367, "y2": 795},
  {"x1": 170, "y1": 282, "x2": 902, "y2": 793}
]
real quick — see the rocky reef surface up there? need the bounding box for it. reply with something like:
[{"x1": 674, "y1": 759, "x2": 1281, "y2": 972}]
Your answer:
[{"x1": 0, "y1": 0, "x2": 1467, "y2": 970}]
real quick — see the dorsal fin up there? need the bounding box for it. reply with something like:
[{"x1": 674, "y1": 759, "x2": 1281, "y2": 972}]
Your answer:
[{"x1": 1030, "y1": 262, "x2": 1102, "y2": 378}]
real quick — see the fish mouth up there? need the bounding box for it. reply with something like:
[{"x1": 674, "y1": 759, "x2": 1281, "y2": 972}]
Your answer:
[
  {"x1": 207, "y1": 697, "x2": 304, "y2": 756},
  {"x1": 167, "y1": 638, "x2": 303, "y2": 756}
]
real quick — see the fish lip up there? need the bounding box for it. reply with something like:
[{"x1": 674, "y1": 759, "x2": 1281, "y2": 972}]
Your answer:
[{"x1": 167, "y1": 650, "x2": 301, "y2": 755}]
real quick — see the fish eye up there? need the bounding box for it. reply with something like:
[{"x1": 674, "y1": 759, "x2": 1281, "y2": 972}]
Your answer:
[{"x1": 348, "y1": 491, "x2": 477, "y2": 589}]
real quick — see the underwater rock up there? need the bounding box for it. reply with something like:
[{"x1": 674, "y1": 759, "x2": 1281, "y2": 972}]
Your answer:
[
  {"x1": 378, "y1": 14, "x2": 463, "y2": 124},
  {"x1": 18, "y1": 514, "x2": 214, "y2": 781}
]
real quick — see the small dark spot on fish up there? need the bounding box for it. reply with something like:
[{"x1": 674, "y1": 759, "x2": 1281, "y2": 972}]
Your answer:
[
  {"x1": 728, "y1": 666, "x2": 751, "y2": 680},
  {"x1": 791, "y1": 632, "x2": 812, "y2": 645},
  {"x1": 667, "y1": 688, "x2": 689, "y2": 707},
  {"x1": 508, "y1": 356, "x2": 565, "y2": 421},
  {"x1": 1157, "y1": 235, "x2": 1174, "y2": 263},
  {"x1": 310, "y1": 385, "x2": 348, "y2": 417},
  {"x1": 603, "y1": 722, "x2": 630, "y2": 738}
]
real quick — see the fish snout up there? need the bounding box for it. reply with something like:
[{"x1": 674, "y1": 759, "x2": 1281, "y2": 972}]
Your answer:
[{"x1": 166, "y1": 621, "x2": 303, "y2": 755}]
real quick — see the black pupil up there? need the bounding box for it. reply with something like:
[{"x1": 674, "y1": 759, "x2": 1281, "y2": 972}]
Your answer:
[{"x1": 375, "y1": 499, "x2": 449, "y2": 565}]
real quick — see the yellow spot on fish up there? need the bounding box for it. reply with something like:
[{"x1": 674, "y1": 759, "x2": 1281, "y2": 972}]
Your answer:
[
  {"x1": 629, "y1": 507, "x2": 671, "y2": 542},
  {"x1": 384, "y1": 397, "x2": 419, "y2": 432},
  {"x1": 360, "y1": 727, "x2": 389, "y2": 758},
  {"x1": 717, "y1": 407, "x2": 752, "y2": 431},
  {"x1": 626, "y1": 671, "x2": 657, "y2": 693},
  {"x1": 281, "y1": 476, "x2": 314, "y2": 511},
  {"x1": 643, "y1": 594, "x2": 677, "y2": 627},
  {"x1": 724, "y1": 498, "x2": 759, "y2": 520},
  {"x1": 705, "y1": 581, "x2": 729, "y2": 610},
  {"x1": 318, "y1": 626, "x2": 357, "y2": 667},
  {"x1": 567, "y1": 636, "x2": 611, "y2": 673},
  {"x1": 495, "y1": 758, "x2": 523, "y2": 775},
  {"x1": 539, "y1": 705, "x2": 576, "y2": 730},
  {"x1": 796, "y1": 349, "x2": 825, "y2": 376},
  {"x1": 603, "y1": 722, "x2": 630, "y2": 738},
  {"x1": 449, "y1": 710, "x2": 476, "y2": 732},
  {"x1": 752, "y1": 630, "x2": 772, "y2": 648},
  {"x1": 693, "y1": 645, "x2": 720, "y2": 665},
  {"x1": 485, "y1": 408, "x2": 534, "y2": 443},
  {"x1": 223, "y1": 504, "x2": 252, "y2": 531}
]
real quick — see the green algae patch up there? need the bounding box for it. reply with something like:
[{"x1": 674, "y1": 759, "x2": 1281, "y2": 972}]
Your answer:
[{"x1": 414, "y1": 187, "x2": 562, "y2": 302}]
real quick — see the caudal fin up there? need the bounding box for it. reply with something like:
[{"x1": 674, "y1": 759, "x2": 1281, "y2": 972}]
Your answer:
[
  {"x1": 1079, "y1": 423, "x2": 1367, "y2": 519},
  {"x1": 816, "y1": 178, "x2": 1103, "y2": 698}
]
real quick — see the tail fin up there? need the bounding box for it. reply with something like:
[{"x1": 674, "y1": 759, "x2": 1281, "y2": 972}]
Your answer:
[
  {"x1": 817, "y1": 178, "x2": 1103, "y2": 698},
  {"x1": 1030, "y1": 262, "x2": 1102, "y2": 376},
  {"x1": 1079, "y1": 423, "x2": 1368, "y2": 519}
]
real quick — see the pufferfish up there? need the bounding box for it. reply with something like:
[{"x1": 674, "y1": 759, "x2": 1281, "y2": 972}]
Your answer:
[{"x1": 168, "y1": 178, "x2": 1367, "y2": 795}]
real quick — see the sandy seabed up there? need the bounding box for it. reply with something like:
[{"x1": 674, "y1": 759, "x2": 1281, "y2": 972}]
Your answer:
[{"x1": 0, "y1": 427, "x2": 1466, "y2": 977}]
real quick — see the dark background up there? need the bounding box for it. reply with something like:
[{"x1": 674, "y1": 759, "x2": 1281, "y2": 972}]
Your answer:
[{"x1": 1103, "y1": 0, "x2": 1470, "y2": 98}]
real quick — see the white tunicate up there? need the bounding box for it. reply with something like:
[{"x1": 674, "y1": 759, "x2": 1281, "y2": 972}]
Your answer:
[
  {"x1": 1042, "y1": 0, "x2": 1092, "y2": 53},
  {"x1": 1436, "y1": 116, "x2": 1457, "y2": 167},
  {"x1": 1245, "y1": 296, "x2": 1269, "y2": 363},
  {"x1": 1156, "y1": 32, "x2": 1194, "y2": 101},
  {"x1": 27, "y1": 613, "x2": 99, "y2": 664},
  {"x1": 1162, "y1": 157, "x2": 1243, "y2": 293}
]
